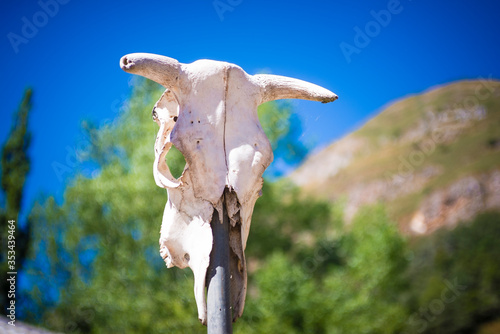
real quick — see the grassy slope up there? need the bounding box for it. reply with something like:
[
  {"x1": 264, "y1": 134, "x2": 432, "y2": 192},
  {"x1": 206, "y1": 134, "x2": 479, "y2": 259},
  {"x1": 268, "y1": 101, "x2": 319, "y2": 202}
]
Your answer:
[{"x1": 297, "y1": 80, "x2": 500, "y2": 223}]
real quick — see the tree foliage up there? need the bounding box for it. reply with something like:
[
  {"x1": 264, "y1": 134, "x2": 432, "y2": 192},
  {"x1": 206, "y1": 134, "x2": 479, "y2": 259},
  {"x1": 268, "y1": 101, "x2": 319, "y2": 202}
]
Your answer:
[
  {"x1": 257, "y1": 101, "x2": 309, "y2": 178},
  {"x1": 1, "y1": 88, "x2": 33, "y2": 315},
  {"x1": 1, "y1": 89, "x2": 32, "y2": 218},
  {"x1": 236, "y1": 205, "x2": 410, "y2": 334},
  {"x1": 405, "y1": 212, "x2": 500, "y2": 334}
]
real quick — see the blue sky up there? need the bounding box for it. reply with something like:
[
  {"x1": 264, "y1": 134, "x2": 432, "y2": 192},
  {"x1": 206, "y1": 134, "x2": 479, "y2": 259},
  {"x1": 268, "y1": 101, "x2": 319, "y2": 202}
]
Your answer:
[{"x1": 1, "y1": 0, "x2": 500, "y2": 219}]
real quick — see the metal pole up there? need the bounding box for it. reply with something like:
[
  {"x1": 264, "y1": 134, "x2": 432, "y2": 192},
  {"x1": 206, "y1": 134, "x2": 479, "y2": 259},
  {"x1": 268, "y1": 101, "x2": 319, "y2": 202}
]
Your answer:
[{"x1": 206, "y1": 192, "x2": 233, "y2": 334}]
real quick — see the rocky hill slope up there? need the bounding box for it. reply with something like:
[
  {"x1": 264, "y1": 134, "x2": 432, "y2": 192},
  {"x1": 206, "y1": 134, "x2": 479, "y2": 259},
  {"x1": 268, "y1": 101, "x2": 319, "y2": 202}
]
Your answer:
[{"x1": 290, "y1": 80, "x2": 500, "y2": 234}]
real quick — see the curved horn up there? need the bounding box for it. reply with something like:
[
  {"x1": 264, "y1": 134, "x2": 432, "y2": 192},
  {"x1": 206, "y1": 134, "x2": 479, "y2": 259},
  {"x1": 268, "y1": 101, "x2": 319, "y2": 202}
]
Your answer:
[
  {"x1": 254, "y1": 74, "x2": 338, "y2": 104},
  {"x1": 120, "y1": 53, "x2": 180, "y2": 88}
]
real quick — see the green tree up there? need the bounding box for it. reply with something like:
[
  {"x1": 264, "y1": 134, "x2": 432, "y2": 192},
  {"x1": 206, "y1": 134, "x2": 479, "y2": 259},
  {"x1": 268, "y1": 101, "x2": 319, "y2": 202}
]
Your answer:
[
  {"x1": 1, "y1": 88, "x2": 33, "y2": 315},
  {"x1": 235, "y1": 205, "x2": 410, "y2": 334},
  {"x1": 406, "y1": 212, "x2": 500, "y2": 333},
  {"x1": 322, "y1": 206, "x2": 409, "y2": 334},
  {"x1": 258, "y1": 101, "x2": 309, "y2": 178}
]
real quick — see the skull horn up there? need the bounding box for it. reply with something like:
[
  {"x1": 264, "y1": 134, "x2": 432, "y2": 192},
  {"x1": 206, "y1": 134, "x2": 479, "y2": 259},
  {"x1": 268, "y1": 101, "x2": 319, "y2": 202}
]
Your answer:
[
  {"x1": 120, "y1": 53, "x2": 181, "y2": 88},
  {"x1": 254, "y1": 74, "x2": 338, "y2": 104}
]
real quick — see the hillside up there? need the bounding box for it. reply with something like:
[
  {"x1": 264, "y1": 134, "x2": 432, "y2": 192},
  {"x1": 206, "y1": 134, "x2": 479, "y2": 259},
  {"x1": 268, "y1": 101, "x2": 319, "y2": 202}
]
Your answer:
[{"x1": 291, "y1": 80, "x2": 500, "y2": 234}]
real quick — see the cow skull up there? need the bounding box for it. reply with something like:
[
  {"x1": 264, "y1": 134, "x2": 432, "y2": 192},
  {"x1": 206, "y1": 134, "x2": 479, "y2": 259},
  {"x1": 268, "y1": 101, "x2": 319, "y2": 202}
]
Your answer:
[{"x1": 120, "y1": 53, "x2": 337, "y2": 324}]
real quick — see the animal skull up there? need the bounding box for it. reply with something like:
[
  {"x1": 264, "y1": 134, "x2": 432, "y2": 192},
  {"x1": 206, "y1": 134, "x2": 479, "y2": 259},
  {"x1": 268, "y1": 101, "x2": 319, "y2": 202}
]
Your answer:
[{"x1": 120, "y1": 53, "x2": 337, "y2": 324}]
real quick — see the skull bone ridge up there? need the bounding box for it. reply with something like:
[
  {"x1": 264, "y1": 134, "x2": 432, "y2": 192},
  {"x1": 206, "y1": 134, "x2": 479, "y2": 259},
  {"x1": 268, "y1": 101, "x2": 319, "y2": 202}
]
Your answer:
[{"x1": 120, "y1": 53, "x2": 337, "y2": 324}]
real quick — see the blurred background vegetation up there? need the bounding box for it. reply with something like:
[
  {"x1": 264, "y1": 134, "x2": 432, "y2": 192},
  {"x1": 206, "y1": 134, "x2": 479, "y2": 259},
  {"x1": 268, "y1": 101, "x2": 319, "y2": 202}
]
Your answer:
[{"x1": 1, "y1": 80, "x2": 500, "y2": 333}]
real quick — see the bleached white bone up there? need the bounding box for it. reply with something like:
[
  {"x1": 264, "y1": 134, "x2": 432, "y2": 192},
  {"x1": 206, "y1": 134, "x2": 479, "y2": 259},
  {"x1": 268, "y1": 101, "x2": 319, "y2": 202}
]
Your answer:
[
  {"x1": 152, "y1": 89, "x2": 181, "y2": 189},
  {"x1": 120, "y1": 53, "x2": 337, "y2": 324}
]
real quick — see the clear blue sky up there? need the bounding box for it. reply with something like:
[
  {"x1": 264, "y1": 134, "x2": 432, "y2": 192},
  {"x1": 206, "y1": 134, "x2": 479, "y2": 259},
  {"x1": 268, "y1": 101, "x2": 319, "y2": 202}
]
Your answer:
[{"x1": 1, "y1": 0, "x2": 500, "y2": 219}]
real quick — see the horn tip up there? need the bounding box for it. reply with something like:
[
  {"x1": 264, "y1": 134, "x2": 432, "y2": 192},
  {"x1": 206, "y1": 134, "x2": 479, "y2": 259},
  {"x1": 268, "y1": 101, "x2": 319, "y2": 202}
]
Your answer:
[
  {"x1": 120, "y1": 55, "x2": 135, "y2": 72},
  {"x1": 322, "y1": 93, "x2": 338, "y2": 103}
]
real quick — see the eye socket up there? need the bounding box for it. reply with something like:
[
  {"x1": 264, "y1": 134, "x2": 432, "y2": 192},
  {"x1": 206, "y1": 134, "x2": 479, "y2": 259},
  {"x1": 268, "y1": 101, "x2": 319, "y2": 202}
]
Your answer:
[{"x1": 152, "y1": 107, "x2": 158, "y2": 121}]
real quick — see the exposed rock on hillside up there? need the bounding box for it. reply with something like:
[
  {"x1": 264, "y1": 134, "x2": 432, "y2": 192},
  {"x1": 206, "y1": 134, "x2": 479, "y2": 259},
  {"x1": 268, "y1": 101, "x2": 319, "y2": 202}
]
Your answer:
[
  {"x1": 409, "y1": 170, "x2": 500, "y2": 234},
  {"x1": 290, "y1": 80, "x2": 500, "y2": 234}
]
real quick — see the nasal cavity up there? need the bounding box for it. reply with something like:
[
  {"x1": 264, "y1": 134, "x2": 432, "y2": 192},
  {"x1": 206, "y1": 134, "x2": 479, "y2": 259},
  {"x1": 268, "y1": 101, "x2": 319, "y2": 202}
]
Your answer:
[
  {"x1": 120, "y1": 56, "x2": 130, "y2": 68},
  {"x1": 165, "y1": 144, "x2": 186, "y2": 179}
]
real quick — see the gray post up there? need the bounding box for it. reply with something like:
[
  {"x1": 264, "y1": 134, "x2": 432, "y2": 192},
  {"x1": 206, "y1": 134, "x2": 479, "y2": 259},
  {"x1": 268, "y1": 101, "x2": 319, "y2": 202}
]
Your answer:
[{"x1": 206, "y1": 193, "x2": 233, "y2": 334}]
